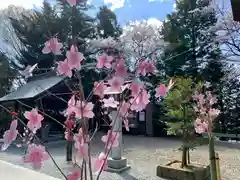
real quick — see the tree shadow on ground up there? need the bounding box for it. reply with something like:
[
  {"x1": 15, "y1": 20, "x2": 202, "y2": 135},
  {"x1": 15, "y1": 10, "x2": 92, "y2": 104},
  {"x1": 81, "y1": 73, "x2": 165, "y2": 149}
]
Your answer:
[{"x1": 119, "y1": 172, "x2": 139, "y2": 180}]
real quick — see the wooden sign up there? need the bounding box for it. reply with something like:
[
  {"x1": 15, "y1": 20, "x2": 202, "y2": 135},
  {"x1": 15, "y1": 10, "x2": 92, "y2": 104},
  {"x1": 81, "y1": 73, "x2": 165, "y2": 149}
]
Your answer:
[{"x1": 139, "y1": 111, "x2": 145, "y2": 121}]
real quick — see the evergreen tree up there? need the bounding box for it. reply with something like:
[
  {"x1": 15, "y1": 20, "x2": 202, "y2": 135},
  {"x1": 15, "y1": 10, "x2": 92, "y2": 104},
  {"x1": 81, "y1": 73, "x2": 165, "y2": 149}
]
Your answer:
[
  {"x1": 0, "y1": 52, "x2": 17, "y2": 135},
  {"x1": 0, "y1": 52, "x2": 16, "y2": 96},
  {"x1": 161, "y1": 0, "x2": 219, "y2": 79},
  {"x1": 164, "y1": 77, "x2": 204, "y2": 167},
  {"x1": 96, "y1": 6, "x2": 122, "y2": 39},
  {"x1": 218, "y1": 71, "x2": 240, "y2": 136},
  {"x1": 9, "y1": 1, "x2": 96, "y2": 73},
  {"x1": 160, "y1": 0, "x2": 240, "y2": 136},
  {"x1": 7, "y1": 1, "x2": 123, "y2": 96}
]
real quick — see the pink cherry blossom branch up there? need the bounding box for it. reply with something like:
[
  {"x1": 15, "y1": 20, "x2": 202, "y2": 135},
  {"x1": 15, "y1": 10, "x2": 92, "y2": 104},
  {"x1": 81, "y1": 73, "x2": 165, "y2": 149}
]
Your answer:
[
  {"x1": 0, "y1": 104, "x2": 68, "y2": 179},
  {"x1": 16, "y1": 100, "x2": 68, "y2": 130},
  {"x1": 89, "y1": 122, "x2": 99, "y2": 141},
  {"x1": 29, "y1": 66, "x2": 118, "y2": 179},
  {"x1": 73, "y1": 69, "x2": 95, "y2": 180},
  {"x1": 83, "y1": 56, "x2": 121, "y2": 103},
  {"x1": 4, "y1": 2, "x2": 172, "y2": 180},
  {"x1": 96, "y1": 82, "x2": 147, "y2": 179}
]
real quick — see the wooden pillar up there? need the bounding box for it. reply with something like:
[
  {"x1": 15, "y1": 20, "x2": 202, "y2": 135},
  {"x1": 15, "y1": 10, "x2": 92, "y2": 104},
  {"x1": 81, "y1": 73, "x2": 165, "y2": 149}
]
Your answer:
[
  {"x1": 36, "y1": 99, "x2": 49, "y2": 142},
  {"x1": 13, "y1": 101, "x2": 23, "y2": 133}
]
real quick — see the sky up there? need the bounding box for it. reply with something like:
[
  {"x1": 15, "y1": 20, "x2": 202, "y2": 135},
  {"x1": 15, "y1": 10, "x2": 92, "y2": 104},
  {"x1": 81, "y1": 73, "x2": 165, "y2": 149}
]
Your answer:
[{"x1": 0, "y1": 0, "x2": 176, "y2": 26}]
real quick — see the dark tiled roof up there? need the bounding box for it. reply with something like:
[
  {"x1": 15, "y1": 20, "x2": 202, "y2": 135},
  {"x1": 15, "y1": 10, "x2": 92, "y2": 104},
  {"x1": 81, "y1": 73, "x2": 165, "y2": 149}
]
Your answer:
[
  {"x1": 0, "y1": 73, "x2": 65, "y2": 102},
  {"x1": 104, "y1": 73, "x2": 135, "y2": 82}
]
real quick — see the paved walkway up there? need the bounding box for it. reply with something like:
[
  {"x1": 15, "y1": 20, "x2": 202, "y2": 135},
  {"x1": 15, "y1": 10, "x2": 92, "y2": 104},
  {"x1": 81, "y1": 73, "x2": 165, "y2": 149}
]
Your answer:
[
  {"x1": 0, "y1": 133, "x2": 240, "y2": 180},
  {"x1": 0, "y1": 160, "x2": 60, "y2": 180}
]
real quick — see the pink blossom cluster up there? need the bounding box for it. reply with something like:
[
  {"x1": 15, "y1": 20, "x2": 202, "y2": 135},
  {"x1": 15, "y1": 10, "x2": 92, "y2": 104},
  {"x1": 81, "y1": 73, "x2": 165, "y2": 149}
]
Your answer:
[
  {"x1": 0, "y1": 0, "x2": 174, "y2": 179},
  {"x1": 1, "y1": 44, "x2": 173, "y2": 179},
  {"x1": 193, "y1": 91, "x2": 220, "y2": 134}
]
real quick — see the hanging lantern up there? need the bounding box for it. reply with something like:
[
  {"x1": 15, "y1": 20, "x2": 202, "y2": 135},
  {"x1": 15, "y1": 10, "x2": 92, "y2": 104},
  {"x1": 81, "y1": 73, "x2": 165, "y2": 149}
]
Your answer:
[{"x1": 231, "y1": 0, "x2": 240, "y2": 22}]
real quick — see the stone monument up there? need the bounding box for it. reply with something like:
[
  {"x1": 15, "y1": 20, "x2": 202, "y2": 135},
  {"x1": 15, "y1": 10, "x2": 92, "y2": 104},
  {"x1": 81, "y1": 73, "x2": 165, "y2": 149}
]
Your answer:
[{"x1": 105, "y1": 104, "x2": 131, "y2": 173}]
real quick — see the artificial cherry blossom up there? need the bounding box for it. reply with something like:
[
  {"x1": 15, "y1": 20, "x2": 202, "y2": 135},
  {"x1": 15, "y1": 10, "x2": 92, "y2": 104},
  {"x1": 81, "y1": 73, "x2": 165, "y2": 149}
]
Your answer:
[
  {"x1": 74, "y1": 139, "x2": 88, "y2": 160},
  {"x1": 57, "y1": 59, "x2": 73, "y2": 77},
  {"x1": 76, "y1": 142, "x2": 88, "y2": 160},
  {"x1": 73, "y1": 128, "x2": 84, "y2": 144},
  {"x1": 42, "y1": 38, "x2": 63, "y2": 55},
  {"x1": 65, "y1": 119, "x2": 75, "y2": 129},
  {"x1": 101, "y1": 130, "x2": 119, "y2": 149},
  {"x1": 21, "y1": 63, "x2": 38, "y2": 79},
  {"x1": 96, "y1": 54, "x2": 113, "y2": 69},
  {"x1": 128, "y1": 80, "x2": 143, "y2": 97},
  {"x1": 93, "y1": 81, "x2": 107, "y2": 98},
  {"x1": 66, "y1": 45, "x2": 84, "y2": 70},
  {"x1": 155, "y1": 79, "x2": 174, "y2": 98},
  {"x1": 108, "y1": 76, "x2": 124, "y2": 93},
  {"x1": 1, "y1": 120, "x2": 18, "y2": 151},
  {"x1": 123, "y1": 118, "x2": 130, "y2": 131},
  {"x1": 115, "y1": 58, "x2": 128, "y2": 77},
  {"x1": 74, "y1": 128, "x2": 89, "y2": 160},
  {"x1": 118, "y1": 101, "x2": 130, "y2": 117},
  {"x1": 137, "y1": 60, "x2": 148, "y2": 76},
  {"x1": 24, "y1": 108, "x2": 44, "y2": 133},
  {"x1": 155, "y1": 84, "x2": 168, "y2": 98},
  {"x1": 64, "y1": 94, "x2": 76, "y2": 117},
  {"x1": 146, "y1": 60, "x2": 156, "y2": 74},
  {"x1": 66, "y1": 0, "x2": 77, "y2": 7},
  {"x1": 67, "y1": 167, "x2": 81, "y2": 180},
  {"x1": 130, "y1": 89, "x2": 150, "y2": 112},
  {"x1": 72, "y1": 101, "x2": 94, "y2": 119},
  {"x1": 94, "y1": 152, "x2": 107, "y2": 173},
  {"x1": 65, "y1": 131, "x2": 73, "y2": 141},
  {"x1": 136, "y1": 60, "x2": 156, "y2": 76},
  {"x1": 24, "y1": 144, "x2": 49, "y2": 170}
]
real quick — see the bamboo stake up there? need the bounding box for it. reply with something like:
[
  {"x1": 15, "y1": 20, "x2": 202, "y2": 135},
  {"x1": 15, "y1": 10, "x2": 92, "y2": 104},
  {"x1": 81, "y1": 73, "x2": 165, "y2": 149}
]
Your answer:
[{"x1": 215, "y1": 153, "x2": 221, "y2": 180}]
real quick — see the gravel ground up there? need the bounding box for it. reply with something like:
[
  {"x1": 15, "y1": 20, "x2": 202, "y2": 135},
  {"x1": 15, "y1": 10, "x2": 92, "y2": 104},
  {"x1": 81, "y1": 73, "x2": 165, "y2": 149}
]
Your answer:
[{"x1": 0, "y1": 132, "x2": 240, "y2": 180}]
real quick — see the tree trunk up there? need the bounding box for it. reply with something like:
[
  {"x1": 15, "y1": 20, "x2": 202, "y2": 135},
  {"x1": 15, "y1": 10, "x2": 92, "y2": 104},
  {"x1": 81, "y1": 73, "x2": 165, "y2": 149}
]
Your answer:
[{"x1": 209, "y1": 136, "x2": 218, "y2": 180}]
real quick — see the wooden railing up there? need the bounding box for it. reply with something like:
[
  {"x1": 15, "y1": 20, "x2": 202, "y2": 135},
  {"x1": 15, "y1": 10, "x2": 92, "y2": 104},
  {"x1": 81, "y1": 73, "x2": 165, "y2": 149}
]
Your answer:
[{"x1": 202, "y1": 133, "x2": 240, "y2": 139}]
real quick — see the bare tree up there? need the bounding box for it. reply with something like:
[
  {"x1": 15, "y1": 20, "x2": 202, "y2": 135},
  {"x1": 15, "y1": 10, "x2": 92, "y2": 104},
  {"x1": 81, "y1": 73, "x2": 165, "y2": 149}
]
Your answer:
[{"x1": 213, "y1": 0, "x2": 240, "y2": 59}]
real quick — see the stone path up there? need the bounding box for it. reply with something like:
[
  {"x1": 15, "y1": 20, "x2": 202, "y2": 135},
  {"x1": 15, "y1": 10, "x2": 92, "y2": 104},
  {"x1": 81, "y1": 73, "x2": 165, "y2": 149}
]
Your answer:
[
  {"x1": 1, "y1": 132, "x2": 240, "y2": 180},
  {"x1": 0, "y1": 160, "x2": 60, "y2": 180}
]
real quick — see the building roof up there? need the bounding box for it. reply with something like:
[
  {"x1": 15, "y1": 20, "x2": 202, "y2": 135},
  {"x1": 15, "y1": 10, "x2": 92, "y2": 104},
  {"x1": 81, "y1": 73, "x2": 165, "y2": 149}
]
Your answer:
[
  {"x1": 0, "y1": 73, "x2": 65, "y2": 102},
  {"x1": 104, "y1": 84, "x2": 130, "y2": 95},
  {"x1": 0, "y1": 63, "x2": 98, "y2": 103}
]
